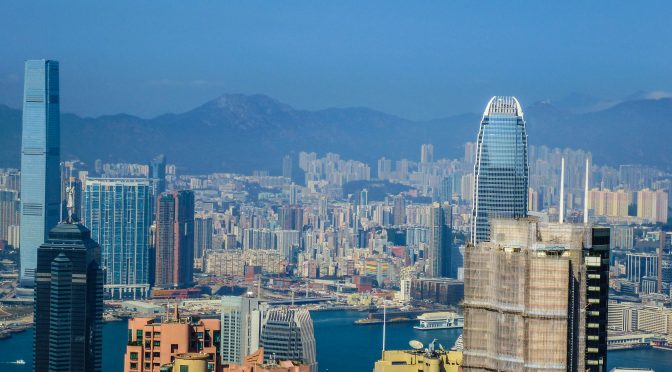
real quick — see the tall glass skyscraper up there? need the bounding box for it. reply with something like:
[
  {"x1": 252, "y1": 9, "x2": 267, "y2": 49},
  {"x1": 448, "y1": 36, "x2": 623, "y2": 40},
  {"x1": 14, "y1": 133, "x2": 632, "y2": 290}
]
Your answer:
[
  {"x1": 20, "y1": 60, "x2": 61, "y2": 287},
  {"x1": 34, "y1": 221, "x2": 103, "y2": 372},
  {"x1": 82, "y1": 178, "x2": 152, "y2": 299},
  {"x1": 471, "y1": 96, "x2": 528, "y2": 244},
  {"x1": 154, "y1": 190, "x2": 195, "y2": 289}
]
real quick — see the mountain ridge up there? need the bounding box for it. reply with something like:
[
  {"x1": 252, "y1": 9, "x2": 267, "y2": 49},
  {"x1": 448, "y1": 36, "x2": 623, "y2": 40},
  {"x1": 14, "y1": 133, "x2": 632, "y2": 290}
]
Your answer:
[{"x1": 0, "y1": 94, "x2": 670, "y2": 173}]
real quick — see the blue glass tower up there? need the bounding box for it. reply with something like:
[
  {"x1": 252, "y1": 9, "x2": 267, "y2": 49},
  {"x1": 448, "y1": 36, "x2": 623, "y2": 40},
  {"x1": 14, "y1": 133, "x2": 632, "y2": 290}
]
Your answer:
[
  {"x1": 20, "y1": 60, "x2": 61, "y2": 287},
  {"x1": 471, "y1": 96, "x2": 528, "y2": 244},
  {"x1": 82, "y1": 178, "x2": 152, "y2": 299}
]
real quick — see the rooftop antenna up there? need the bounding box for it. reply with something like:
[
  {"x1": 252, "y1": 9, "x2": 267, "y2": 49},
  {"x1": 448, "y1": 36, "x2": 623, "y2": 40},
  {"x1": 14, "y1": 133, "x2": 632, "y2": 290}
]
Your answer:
[
  {"x1": 559, "y1": 157, "x2": 565, "y2": 224},
  {"x1": 583, "y1": 157, "x2": 590, "y2": 225}
]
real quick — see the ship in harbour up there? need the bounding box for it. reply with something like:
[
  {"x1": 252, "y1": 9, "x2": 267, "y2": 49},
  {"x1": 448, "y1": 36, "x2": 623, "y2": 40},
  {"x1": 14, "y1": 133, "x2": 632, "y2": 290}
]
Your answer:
[{"x1": 414, "y1": 312, "x2": 464, "y2": 330}]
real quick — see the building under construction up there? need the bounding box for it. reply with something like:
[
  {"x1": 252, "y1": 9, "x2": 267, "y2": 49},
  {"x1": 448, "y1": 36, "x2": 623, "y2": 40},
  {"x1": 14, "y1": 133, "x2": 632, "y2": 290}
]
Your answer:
[{"x1": 462, "y1": 218, "x2": 609, "y2": 371}]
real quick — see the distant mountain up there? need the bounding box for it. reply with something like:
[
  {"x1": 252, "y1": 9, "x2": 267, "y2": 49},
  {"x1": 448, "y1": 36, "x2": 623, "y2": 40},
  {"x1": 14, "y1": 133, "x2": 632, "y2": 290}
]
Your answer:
[{"x1": 0, "y1": 94, "x2": 671, "y2": 173}]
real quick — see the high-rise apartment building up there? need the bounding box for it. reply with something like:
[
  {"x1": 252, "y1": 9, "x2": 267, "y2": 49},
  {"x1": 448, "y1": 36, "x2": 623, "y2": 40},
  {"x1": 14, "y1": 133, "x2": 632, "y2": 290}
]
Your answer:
[
  {"x1": 393, "y1": 195, "x2": 405, "y2": 226},
  {"x1": 427, "y1": 202, "x2": 452, "y2": 278},
  {"x1": 471, "y1": 96, "x2": 528, "y2": 243},
  {"x1": 464, "y1": 141, "x2": 476, "y2": 165},
  {"x1": 462, "y1": 218, "x2": 609, "y2": 371},
  {"x1": 637, "y1": 188, "x2": 668, "y2": 223},
  {"x1": 0, "y1": 189, "x2": 19, "y2": 242},
  {"x1": 34, "y1": 221, "x2": 103, "y2": 371},
  {"x1": 221, "y1": 296, "x2": 264, "y2": 365},
  {"x1": 279, "y1": 205, "x2": 304, "y2": 231},
  {"x1": 610, "y1": 225, "x2": 634, "y2": 250},
  {"x1": 83, "y1": 178, "x2": 152, "y2": 299},
  {"x1": 588, "y1": 188, "x2": 630, "y2": 217},
  {"x1": 155, "y1": 190, "x2": 195, "y2": 289},
  {"x1": 259, "y1": 308, "x2": 317, "y2": 372},
  {"x1": 194, "y1": 214, "x2": 214, "y2": 259},
  {"x1": 20, "y1": 59, "x2": 61, "y2": 286},
  {"x1": 420, "y1": 144, "x2": 434, "y2": 163},
  {"x1": 377, "y1": 157, "x2": 392, "y2": 180},
  {"x1": 282, "y1": 155, "x2": 293, "y2": 180},
  {"x1": 124, "y1": 310, "x2": 221, "y2": 372}
]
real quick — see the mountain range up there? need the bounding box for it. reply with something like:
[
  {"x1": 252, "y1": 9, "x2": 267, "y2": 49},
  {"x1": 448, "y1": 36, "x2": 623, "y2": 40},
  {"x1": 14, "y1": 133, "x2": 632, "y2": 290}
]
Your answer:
[{"x1": 1, "y1": 94, "x2": 671, "y2": 173}]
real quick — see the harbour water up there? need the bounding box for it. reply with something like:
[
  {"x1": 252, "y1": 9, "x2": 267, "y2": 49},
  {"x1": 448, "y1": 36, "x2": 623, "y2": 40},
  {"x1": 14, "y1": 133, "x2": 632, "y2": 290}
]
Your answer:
[{"x1": 0, "y1": 310, "x2": 669, "y2": 371}]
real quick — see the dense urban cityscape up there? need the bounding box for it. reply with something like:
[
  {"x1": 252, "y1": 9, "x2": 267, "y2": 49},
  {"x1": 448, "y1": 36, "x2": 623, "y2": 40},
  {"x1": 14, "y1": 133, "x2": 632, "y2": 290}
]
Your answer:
[{"x1": 2, "y1": 3, "x2": 672, "y2": 372}]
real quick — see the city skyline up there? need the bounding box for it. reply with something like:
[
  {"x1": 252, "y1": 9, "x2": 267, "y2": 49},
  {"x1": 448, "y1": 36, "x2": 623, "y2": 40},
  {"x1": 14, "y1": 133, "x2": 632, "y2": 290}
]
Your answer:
[{"x1": 0, "y1": 3, "x2": 670, "y2": 372}]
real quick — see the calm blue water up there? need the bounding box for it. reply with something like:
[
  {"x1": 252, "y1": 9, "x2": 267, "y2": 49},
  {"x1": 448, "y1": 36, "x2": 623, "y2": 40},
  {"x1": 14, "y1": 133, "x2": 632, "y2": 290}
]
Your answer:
[{"x1": 0, "y1": 310, "x2": 669, "y2": 371}]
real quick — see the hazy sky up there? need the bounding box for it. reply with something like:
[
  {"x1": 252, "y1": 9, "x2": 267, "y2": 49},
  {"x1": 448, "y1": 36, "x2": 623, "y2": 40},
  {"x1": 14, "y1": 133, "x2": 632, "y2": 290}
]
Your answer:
[{"x1": 1, "y1": 1, "x2": 671, "y2": 119}]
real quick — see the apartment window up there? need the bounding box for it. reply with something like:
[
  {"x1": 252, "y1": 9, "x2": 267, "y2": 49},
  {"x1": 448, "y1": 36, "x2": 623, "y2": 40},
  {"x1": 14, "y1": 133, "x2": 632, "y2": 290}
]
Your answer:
[
  {"x1": 153, "y1": 341, "x2": 161, "y2": 347},
  {"x1": 130, "y1": 362, "x2": 138, "y2": 370},
  {"x1": 130, "y1": 352, "x2": 138, "y2": 361}
]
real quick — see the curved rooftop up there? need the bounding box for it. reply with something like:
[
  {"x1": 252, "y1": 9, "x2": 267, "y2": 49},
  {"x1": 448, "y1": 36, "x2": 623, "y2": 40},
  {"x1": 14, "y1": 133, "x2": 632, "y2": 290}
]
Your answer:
[{"x1": 483, "y1": 96, "x2": 523, "y2": 117}]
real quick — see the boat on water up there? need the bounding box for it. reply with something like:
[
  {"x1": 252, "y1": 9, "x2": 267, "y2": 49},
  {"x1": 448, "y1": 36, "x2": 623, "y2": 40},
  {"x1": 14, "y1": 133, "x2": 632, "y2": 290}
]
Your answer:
[{"x1": 413, "y1": 312, "x2": 464, "y2": 330}]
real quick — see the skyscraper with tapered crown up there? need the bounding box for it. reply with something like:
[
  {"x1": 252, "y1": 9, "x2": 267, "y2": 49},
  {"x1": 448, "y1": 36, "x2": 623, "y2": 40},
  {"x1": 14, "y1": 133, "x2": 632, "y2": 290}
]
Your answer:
[{"x1": 471, "y1": 96, "x2": 528, "y2": 243}]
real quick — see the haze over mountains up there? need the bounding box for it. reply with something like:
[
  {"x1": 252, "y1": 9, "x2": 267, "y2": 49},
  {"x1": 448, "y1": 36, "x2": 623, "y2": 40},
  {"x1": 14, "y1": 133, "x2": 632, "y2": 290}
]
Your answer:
[{"x1": 1, "y1": 93, "x2": 671, "y2": 174}]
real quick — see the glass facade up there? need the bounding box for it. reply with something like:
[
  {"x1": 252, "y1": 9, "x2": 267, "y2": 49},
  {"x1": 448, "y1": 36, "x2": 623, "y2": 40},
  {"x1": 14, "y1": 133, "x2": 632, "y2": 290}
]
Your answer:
[
  {"x1": 34, "y1": 223, "x2": 103, "y2": 372},
  {"x1": 82, "y1": 178, "x2": 151, "y2": 299},
  {"x1": 20, "y1": 60, "x2": 61, "y2": 286},
  {"x1": 471, "y1": 96, "x2": 528, "y2": 244}
]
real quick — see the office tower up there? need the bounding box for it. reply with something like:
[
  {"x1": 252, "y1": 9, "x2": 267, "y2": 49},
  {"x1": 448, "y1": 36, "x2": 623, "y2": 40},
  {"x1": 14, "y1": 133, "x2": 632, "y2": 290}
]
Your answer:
[
  {"x1": 359, "y1": 188, "x2": 368, "y2": 207},
  {"x1": 420, "y1": 144, "x2": 434, "y2": 163},
  {"x1": 282, "y1": 155, "x2": 293, "y2": 180},
  {"x1": 124, "y1": 309, "x2": 221, "y2": 372},
  {"x1": 470, "y1": 96, "x2": 528, "y2": 244},
  {"x1": 83, "y1": 178, "x2": 152, "y2": 299},
  {"x1": 463, "y1": 218, "x2": 608, "y2": 371},
  {"x1": 460, "y1": 173, "x2": 474, "y2": 202},
  {"x1": 149, "y1": 154, "x2": 167, "y2": 195},
  {"x1": 584, "y1": 227, "x2": 610, "y2": 370},
  {"x1": 625, "y1": 252, "x2": 658, "y2": 284},
  {"x1": 20, "y1": 60, "x2": 61, "y2": 286},
  {"x1": 260, "y1": 307, "x2": 317, "y2": 372},
  {"x1": 0, "y1": 189, "x2": 19, "y2": 242},
  {"x1": 439, "y1": 175, "x2": 456, "y2": 202},
  {"x1": 155, "y1": 190, "x2": 195, "y2": 289},
  {"x1": 427, "y1": 202, "x2": 452, "y2": 278},
  {"x1": 393, "y1": 195, "x2": 405, "y2": 226},
  {"x1": 221, "y1": 296, "x2": 264, "y2": 365},
  {"x1": 637, "y1": 188, "x2": 668, "y2": 223},
  {"x1": 34, "y1": 219, "x2": 103, "y2": 372},
  {"x1": 194, "y1": 214, "x2": 214, "y2": 259}
]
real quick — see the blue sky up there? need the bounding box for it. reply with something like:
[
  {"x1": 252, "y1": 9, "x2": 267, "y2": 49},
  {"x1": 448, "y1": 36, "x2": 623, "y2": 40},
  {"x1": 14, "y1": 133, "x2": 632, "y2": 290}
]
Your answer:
[{"x1": 1, "y1": 1, "x2": 670, "y2": 119}]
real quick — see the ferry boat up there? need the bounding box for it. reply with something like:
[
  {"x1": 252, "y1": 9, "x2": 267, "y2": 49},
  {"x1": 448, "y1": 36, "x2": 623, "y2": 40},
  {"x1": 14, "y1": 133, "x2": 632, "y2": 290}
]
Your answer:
[{"x1": 413, "y1": 312, "x2": 464, "y2": 330}]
